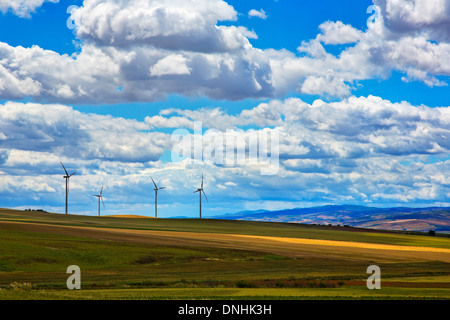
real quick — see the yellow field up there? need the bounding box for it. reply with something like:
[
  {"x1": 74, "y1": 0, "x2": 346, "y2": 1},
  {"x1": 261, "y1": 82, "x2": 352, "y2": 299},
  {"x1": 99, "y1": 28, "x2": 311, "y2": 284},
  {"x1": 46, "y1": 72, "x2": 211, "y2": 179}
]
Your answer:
[
  {"x1": 2, "y1": 220, "x2": 449, "y2": 264},
  {"x1": 103, "y1": 215, "x2": 154, "y2": 218}
]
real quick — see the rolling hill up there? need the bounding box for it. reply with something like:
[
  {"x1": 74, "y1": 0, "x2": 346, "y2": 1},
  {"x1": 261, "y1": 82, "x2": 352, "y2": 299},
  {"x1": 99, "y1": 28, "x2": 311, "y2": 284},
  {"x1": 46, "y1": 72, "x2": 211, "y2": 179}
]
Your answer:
[
  {"x1": 0, "y1": 208, "x2": 449, "y2": 300},
  {"x1": 215, "y1": 205, "x2": 450, "y2": 232}
]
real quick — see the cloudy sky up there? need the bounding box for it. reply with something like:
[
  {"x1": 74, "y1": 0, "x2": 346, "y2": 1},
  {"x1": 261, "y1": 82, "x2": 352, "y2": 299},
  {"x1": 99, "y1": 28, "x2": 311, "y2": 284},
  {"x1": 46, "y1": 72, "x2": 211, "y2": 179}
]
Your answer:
[{"x1": 0, "y1": 0, "x2": 449, "y2": 217}]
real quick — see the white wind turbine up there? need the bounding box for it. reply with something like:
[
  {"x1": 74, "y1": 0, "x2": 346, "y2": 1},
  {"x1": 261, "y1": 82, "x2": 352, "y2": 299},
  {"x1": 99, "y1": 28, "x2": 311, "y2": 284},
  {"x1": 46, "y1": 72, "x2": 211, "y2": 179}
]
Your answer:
[
  {"x1": 93, "y1": 185, "x2": 105, "y2": 216},
  {"x1": 151, "y1": 177, "x2": 166, "y2": 218},
  {"x1": 193, "y1": 174, "x2": 208, "y2": 219},
  {"x1": 60, "y1": 161, "x2": 76, "y2": 215}
]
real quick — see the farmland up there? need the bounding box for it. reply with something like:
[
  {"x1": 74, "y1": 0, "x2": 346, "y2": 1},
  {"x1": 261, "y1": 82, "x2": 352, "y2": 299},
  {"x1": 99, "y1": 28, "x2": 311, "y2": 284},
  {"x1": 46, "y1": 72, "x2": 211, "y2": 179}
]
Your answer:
[{"x1": 0, "y1": 208, "x2": 449, "y2": 300}]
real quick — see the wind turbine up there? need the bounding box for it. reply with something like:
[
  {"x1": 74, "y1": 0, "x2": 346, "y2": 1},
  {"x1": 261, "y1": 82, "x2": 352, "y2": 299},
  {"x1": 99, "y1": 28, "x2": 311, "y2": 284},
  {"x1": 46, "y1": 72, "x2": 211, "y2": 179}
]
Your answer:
[
  {"x1": 60, "y1": 161, "x2": 76, "y2": 215},
  {"x1": 193, "y1": 174, "x2": 208, "y2": 219},
  {"x1": 151, "y1": 177, "x2": 166, "y2": 218},
  {"x1": 93, "y1": 185, "x2": 105, "y2": 216}
]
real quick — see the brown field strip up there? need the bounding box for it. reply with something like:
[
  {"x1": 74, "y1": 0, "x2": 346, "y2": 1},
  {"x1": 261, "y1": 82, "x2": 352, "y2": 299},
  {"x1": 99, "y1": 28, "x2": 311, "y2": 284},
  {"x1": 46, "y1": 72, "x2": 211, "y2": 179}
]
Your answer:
[{"x1": 1, "y1": 220, "x2": 450, "y2": 263}]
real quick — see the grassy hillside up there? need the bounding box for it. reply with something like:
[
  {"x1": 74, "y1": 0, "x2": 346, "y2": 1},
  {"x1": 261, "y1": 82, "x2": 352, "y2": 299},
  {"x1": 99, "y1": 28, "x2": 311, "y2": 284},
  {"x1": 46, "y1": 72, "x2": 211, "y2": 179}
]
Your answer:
[
  {"x1": 0, "y1": 208, "x2": 449, "y2": 300},
  {"x1": 1, "y1": 209, "x2": 449, "y2": 248}
]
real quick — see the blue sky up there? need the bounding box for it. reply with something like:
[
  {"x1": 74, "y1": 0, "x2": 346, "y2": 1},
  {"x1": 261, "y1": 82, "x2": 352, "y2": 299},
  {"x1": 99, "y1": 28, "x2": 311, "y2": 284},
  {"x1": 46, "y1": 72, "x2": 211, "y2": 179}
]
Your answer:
[{"x1": 0, "y1": 0, "x2": 449, "y2": 217}]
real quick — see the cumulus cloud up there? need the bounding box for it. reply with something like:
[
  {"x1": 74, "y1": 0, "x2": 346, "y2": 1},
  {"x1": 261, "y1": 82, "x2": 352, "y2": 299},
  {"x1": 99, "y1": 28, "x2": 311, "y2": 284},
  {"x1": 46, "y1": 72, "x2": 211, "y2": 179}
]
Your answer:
[
  {"x1": 146, "y1": 95, "x2": 450, "y2": 160},
  {"x1": 317, "y1": 21, "x2": 363, "y2": 45},
  {"x1": 374, "y1": 0, "x2": 450, "y2": 41},
  {"x1": 0, "y1": 0, "x2": 448, "y2": 102},
  {"x1": 2, "y1": 96, "x2": 450, "y2": 214},
  {"x1": 0, "y1": 40, "x2": 273, "y2": 103},
  {"x1": 0, "y1": 0, "x2": 274, "y2": 103},
  {"x1": 0, "y1": 0, "x2": 58, "y2": 18},
  {"x1": 0, "y1": 101, "x2": 171, "y2": 162},
  {"x1": 300, "y1": 75, "x2": 351, "y2": 97},
  {"x1": 2, "y1": 0, "x2": 450, "y2": 215},
  {"x1": 71, "y1": 0, "x2": 248, "y2": 52},
  {"x1": 150, "y1": 54, "x2": 191, "y2": 76},
  {"x1": 366, "y1": 35, "x2": 450, "y2": 84},
  {"x1": 266, "y1": 1, "x2": 450, "y2": 97},
  {"x1": 248, "y1": 9, "x2": 267, "y2": 20},
  {"x1": 0, "y1": 42, "x2": 122, "y2": 103}
]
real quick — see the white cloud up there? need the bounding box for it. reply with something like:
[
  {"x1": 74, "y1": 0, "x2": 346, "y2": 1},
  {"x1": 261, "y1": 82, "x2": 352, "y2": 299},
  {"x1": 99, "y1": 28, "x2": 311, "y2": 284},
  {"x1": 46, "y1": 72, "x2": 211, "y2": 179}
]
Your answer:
[
  {"x1": 248, "y1": 9, "x2": 267, "y2": 20},
  {"x1": 301, "y1": 75, "x2": 351, "y2": 97},
  {"x1": 0, "y1": 0, "x2": 448, "y2": 102},
  {"x1": 0, "y1": 0, "x2": 58, "y2": 18},
  {"x1": 317, "y1": 21, "x2": 363, "y2": 45},
  {"x1": 0, "y1": 0, "x2": 274, "y2": 103},
  {"x1": 0, "y1": 39, "x2": 274, "y2": 102},
  {"x1": 266, "y1": 4, "x2": 450, "y2": 96},
  {"x1": 1, "y1": 0, "x2": 450, "y2": 215},
  {"x1": 150, "y1": 54, "x2": 191, "y2": 76},
  {"x1": 145, "y1": 95, "x2": 450, "y2": 161},
  {"x1": 0, "y1": 101, "x2": 171, "y2": 162},
  {"x1": 0, "y1": 42, "x2": 121, "y2": 102},
  {"x1": 401, "y1": 67, "x2": 448, "y2": 87},
  {"x1": 2, "y1": 96, "x2": 450, "y2": 214},
  {"x1": 71, "y1": 0, "x2": 242, "y2": 52},
  {"x1": 374, "y1": 0, "x2": 450, "y2": 41}
]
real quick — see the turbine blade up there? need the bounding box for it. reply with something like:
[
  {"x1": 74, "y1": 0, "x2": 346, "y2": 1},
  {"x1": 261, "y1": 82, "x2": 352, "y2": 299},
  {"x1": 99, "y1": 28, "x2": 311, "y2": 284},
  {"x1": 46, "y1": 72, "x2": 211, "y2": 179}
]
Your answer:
[
  {"x1": 101, "y1": 197, "x2": 105, "y2": 208},
  {"x1": 151, "y1": 176, "x2": 157, "y2": 189},
  {"x1": 70, "y1": 172, "x2": 76, "y2": 177},
  {"x1": 100, "y1": 185, "x2": 103, "y2": 196},
  {"x1": 60, "y1": 161, "x2": 69, "y2": 176},
  {"x1": 202, "y1": 190, "x2": 208, "y2": 202},
  {"x1": 201, "y1": 174, "x2": 204, "y2": 189},
  {"x1": 194, "y1": 190, "x2": 199, "y2": 193},
  {"x1": 159, "y1": 187, "x2": 166, "y2": 190}
]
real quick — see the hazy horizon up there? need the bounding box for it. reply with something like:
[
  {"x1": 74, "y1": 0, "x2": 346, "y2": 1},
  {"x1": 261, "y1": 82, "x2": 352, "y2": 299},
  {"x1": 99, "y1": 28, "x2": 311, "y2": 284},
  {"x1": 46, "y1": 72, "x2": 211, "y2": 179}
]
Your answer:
[{"x1": 1, "y1": 0, "x2": 449, "y2": 218}]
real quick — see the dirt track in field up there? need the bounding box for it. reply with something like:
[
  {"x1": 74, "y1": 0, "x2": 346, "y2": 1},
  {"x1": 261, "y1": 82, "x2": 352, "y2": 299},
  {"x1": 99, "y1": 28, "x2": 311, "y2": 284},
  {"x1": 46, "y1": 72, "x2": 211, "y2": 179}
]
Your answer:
[{"x1": 1, "y1": 220, "x2": 450, "y2": 263}]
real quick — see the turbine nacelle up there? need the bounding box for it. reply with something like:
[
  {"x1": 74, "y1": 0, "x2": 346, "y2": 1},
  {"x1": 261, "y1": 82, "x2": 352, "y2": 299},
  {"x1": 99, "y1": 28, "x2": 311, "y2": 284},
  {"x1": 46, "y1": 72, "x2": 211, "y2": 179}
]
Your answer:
[
  {"x1": 151, "y1": 176, "x2": 166, "y2": 191},
  {"x1": 63, "y1": 173, "x2": 76, "y2": 179},
  {"x1": 61, "y1": 161, "x2": 76, "y2": 178}
]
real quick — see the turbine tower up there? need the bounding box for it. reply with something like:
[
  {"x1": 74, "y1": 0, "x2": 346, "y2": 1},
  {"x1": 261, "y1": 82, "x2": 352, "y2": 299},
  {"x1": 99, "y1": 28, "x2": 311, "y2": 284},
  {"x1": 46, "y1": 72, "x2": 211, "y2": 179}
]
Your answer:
[
  {"x1": 93, "y1": 185, "x2": 105, "y2": 216},
  {"x1": 151, "y1": 177, "x2": 166, "y2": 218},
  {"x1": 60, "y1": 161, "x2": 76, "y2": 215},
  {"x1": 194, "y1": 174, "x2": 208, "y2": 219}
]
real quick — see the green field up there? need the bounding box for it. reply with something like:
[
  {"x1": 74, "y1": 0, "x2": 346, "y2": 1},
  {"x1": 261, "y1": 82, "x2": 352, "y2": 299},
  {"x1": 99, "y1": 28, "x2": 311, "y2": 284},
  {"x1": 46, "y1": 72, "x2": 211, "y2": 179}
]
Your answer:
[{"x1": 0, "y1": 209, "x2": 449, "y2": 300}]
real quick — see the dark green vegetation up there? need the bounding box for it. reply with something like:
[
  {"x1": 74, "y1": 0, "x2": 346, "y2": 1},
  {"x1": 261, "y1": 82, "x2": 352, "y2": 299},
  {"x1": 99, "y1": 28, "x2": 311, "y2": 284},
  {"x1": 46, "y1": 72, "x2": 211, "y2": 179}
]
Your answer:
[{"x1": 0, "y1": 208, "x2": 449, "y2": 300}]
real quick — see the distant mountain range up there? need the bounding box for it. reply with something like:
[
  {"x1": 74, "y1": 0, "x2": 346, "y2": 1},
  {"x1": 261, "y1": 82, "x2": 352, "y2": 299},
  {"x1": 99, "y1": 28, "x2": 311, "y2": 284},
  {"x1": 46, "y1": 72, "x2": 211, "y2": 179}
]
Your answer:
[{"x1": 214, "y1": 205, "x2": 450, "y2": 232}]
